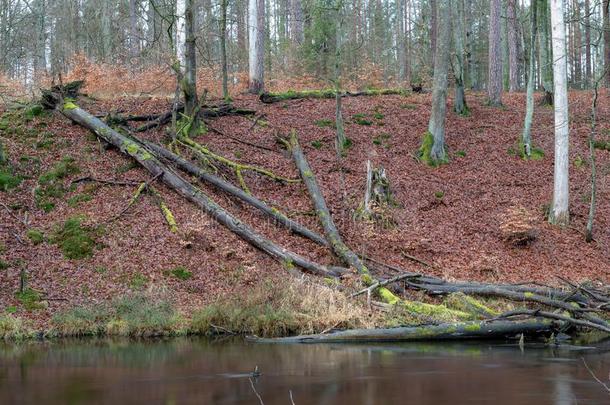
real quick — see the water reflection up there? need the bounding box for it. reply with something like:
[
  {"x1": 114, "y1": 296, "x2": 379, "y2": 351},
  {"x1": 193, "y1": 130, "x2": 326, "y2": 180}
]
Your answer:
[{"x1": 0, "y1": 338, "x2": 608, "y2": 404}]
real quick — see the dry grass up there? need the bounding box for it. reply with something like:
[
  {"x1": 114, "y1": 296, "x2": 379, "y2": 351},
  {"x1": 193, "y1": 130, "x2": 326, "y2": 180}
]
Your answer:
[{"x1": 191, "y1": 275, "x2": 379, "y2": 337}]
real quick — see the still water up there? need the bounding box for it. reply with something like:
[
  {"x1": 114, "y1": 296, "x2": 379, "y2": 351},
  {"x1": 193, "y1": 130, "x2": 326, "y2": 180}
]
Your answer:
[{"x1": 0, "y1": 338, "x2": 609, "y2": 404}]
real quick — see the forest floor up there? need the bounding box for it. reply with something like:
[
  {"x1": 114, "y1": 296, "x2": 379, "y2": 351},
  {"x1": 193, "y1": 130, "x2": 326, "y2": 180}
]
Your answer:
[{"x1": 1, "y1": 89, "x2": 610, "y2": 334}]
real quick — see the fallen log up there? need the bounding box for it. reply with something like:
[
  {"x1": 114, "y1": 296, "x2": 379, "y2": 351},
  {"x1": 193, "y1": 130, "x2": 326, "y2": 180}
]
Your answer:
[
  {"x1": 288, "y1": 131, "x2": 370, "y2": 277},
  {"x1": 143, "y1": 140, "x2": 329, "y2": 246},
  {"x1": 496, "y1": 309, "x2": 610, "y2": 334},
  {"x1": 248, "y1": 319, "x2": 556, "y2": 343},
  {"x1": 46, "y1": 96, "x2": 345, "y2": 278},
  {"x1": 260, "y1": 88, "x2": 408, "y2": 104}
]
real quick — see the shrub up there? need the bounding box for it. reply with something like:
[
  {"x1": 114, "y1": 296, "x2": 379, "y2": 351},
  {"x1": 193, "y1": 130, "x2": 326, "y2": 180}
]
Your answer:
[{"x1": 0, "y1": 314, "x2": 29, "y2": 339}]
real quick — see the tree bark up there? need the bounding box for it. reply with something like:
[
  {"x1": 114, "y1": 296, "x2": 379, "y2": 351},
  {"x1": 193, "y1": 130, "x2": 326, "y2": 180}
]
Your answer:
[
  {"x1": 538, "y1": 0, "x2": 554, "y2": 104},
  {"x1": 248, "y1": 0, "x2": 265, "y2": 93},
  {"x1": 585, "y1": 0, "x2": 591, "y2": 87},
  {"x1": 430, "y1": 0, "x2": 437, "y2": 72},
  {"x1": 452, "y1": 0, "x2": 468, "y2": 115},
  {"x1": 522, "y1": 1, "x2": 537, "y2": 156},
  {"x1": 487, "y1": 0, "x2": 503, "y2": 105},
  {"x1": 549, "y1": 0, "x2": 570, "y2": 227},
  {"x1": 426, "y1": 0, "x2": 451, "y2": 163},
  {"x1": 604, "y1": 0, "x2": 610, "y2": 87},
  {"x1": 507, "y1": 0, "x2": 519, "y2": 92}
]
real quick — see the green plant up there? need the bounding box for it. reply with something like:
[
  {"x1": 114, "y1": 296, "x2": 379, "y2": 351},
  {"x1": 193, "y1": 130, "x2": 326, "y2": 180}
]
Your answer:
[
  {"x1": 0, "y1": 170, "x2": 21, "y2": 191},
  {"x1": 311, "y1": 140, "x2": 323, "y2": 149},
  {"x1": 23, "y1": 104, "x2": 44, "y2": 121},
  {"x1": 15, "y1": 288, "x2": 44, "y2": 311},
  {"x1": 353, "y1": 113, "x2": 373, "y2": 126},
  {"x1": 129, "y1": 273, "x2": 148, "y2": 290},
  {"x1": 26, "y1": 229, "x2": 44, "y2": 245},
  {"x1": 168, "y1": 266, "x2": 193, "y2": 281},
  {"x1": 35, "y1": 156, "x2": 80, "y2": 211},
  {"x1": 574, "y1": 156, "x2": 586, "y2": 168},
  {"x1": 434, "y1": 191, "x2": 445, "y2": 200},
  {"x1": 67, "y1": 193, "x2": 93, "y2": 207},
  {"x1": 400, "y1": 103, "x2": 418, "y2": 110},
  {"x1": 51, "y1": 216, "x2": 96, "y2": 259},
  {"x1": 314, "y1": 119, "x2": 335, "y2": 128},
  {"x1": 418, "y1": 132, "x2": 447, "y2": 167},
  {"x1": 455, "y1": 150, "x2": 467, "y2": 158},
  {"x1": 5, "y1": 306, "x2": 17, "y2": 314},
  {"x1": 0, "y1": 260, "x2": 8, "y2": 270},
  {"x1": 0, "y1": 314, "x2": 29, "y2": 339},
  {"x1": 373, "y1": 133, "x2": 391, "y2": 148}
]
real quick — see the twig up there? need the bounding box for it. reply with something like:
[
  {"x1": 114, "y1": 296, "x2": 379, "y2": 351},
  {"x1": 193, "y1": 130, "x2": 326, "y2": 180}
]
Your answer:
[
  {"x1": 0, "y1": 202, "x2": 28, "y2": 227},
  {"x1": 581, "y1": 358, "x2": 610, "y2": 394},
  {"x1": 248, "y1": 113, "x2": 267, "y2": 130},
  {"x1": 289, "y1": 390, "x2": 296, "y2": 405},
  {"x1": 206, "y1": 123, "x2": 278, "y2": 154},
  {"x1": 210, "y1": 324, "x2": 237, "y2": 335},
  {"x1": 249, "y1": 377, "x2": 265, "y2": 405},
  {"x1": 556, "y1": 276, "x2": 610, "y2": 303},
  {"x1": 350, "y1": 273, "x2": 422, "y2": 298},
  {"x1": 400, "y1": 250, "x2": 438, "y2": 269}
]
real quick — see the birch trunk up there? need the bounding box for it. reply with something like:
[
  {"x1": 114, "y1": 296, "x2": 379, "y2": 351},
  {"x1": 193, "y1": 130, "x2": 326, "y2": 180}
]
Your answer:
[
  {"x1": 522, "y1": 1, "x2": 537, "y2": 156},
  {"x1": 549, "y1": 0, "x2": 570, "y2": 226},
  {"x1": 248, "y1": 0, "x2": 265, "y2": 93}
]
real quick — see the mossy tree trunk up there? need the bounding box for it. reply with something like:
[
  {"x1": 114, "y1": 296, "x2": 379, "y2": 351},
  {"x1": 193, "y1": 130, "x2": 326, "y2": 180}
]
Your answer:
[{"x1": 423, "y1": 0, "x2": 451, "y2": 165}]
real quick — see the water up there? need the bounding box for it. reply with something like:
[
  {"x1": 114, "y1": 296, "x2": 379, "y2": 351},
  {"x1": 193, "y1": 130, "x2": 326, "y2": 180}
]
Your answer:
[{"x1": 1, "y1": 338, "x2": 609, "y2": 404}]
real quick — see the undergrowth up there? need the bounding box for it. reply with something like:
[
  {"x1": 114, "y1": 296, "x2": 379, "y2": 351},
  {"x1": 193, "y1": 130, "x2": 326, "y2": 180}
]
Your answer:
[
  {"x1": 51, "y1": 216, "x2": 98, "y2": 260},
  {"x1": 190, "y1": 276, "x2": 376, "y2": 337},
  {"x1": 35, "y1": 156, "x2": 80, "y2": 212},
  {"x1": 51, "y1": 291, "x2": 184, "y2": 337}
]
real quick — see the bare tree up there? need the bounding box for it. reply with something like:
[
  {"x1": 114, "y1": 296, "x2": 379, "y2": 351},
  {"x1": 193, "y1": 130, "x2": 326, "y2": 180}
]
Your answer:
[
  {"x1": 487, "y1": 0, "x2": 502, "y2": 106},
  {"x1": 248, "y1": 0, "x2": 265, "y2": 93}
]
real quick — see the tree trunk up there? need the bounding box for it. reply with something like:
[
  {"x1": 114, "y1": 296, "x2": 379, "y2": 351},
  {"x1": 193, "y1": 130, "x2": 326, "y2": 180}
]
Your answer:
[
  {"x1": 250, "y1": 319, "x2": 555, "y2": 343},
  {"x1": 430, "y1": 0, "x2": 437, "y2": 72},
  {"x1": 452, "y1": 0, "x2": 468, "y2": 115},
  {"x1": 549, "y1": 0, "x2": 570, "y2": 227},
  {"x1": 602, "y1": 0, "x2": 610, "y2": 87},
  {"x1": 538, "y1": 0, "x2": 553, "y2": 104},
  {"x1": 183, "y1": 0, "x2": 198, "y2": 120},
  {"x1": 507, "y1": 0, "x2": 519, "y2": 92},
  {"x1": 220, "y1": 0, "x2": 229, "y2": 100},
  {"x1": 585, "y1": 0, "x2": 591, "y2": 87},
  {"x1": 424, "y1": 0, "x2": 451, "y2": 165},
  {"x1": 522, "y1": 1, "x2": 537, "y2": 156},
  {"x1": 487, "y1": 0, "x2": 503, "y2": 106},
  {"x1": 128, "y1": 0, "x2": 140, "y2": 61},
  {"x1": 248, "y1": 0, "x2": 265, "y2": 93}
]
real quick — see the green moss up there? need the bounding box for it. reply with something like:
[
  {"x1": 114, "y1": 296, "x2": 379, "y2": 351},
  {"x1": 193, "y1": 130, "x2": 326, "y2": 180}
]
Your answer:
[
  {"x1": 373, "y1": 133, "x2": 391, "y2": 148},
  {"x1": 26, "y1": 229, "x2": 44, "y2": 245},
  {"x1": 168, "y1": 266, "x2": 192, "y2": 281},
  {"x1": 314, "y1": 119, "x2": 335, "y2": 128},
  {"x1": 311, "y1": 140, "x2": 323, "y2": 149},
  {"x1": 0, "y1": 260, "x2": 8, "y2": 270},
  {"x1": 23, "y1": 104, "x2": 44, "y2": 121},
  {"x1": 35, "y1": 156, "x2": 80, "y2": 211},
  {"x1": 51, "y1": 216, "x2": 96, "y2": 260},
  {"x1": 418, "y1": 131, "x2": 447, "y2": 167},
  {"x1": 444, "y1": 293, "x2": 499, "y2": 318},
  {"x1": 574, "y1": 156, "x2": 586, "y2": 168},
  {"x1": 67, "y1": 193, "x2": 92, "y2": 207},
  {"x1": 0, "y1": 170, "x2": 21, "y2": 191},
  {"x1": 62, "y1": 100, "x2": 79, "y2": 110},
  {"x1": 353, "y1": 113, "x2": 373, "y2": 126},
  {"x1": 15, "y1": 288, "x2": 45, "y2": 311},
  {"x1": 464, "y1": 322, "x2": 483, "y2": 332},
  {"x1": 517, "y1": 142, "x2": 545, "y2": 161},
  {"x1": 129, "y1": 273, "x2": 148, "y2": 290},
  {"x1": 434, "y1": 191, "x2": 445, "y2": 200},
  {"x1": 455, "y1": 150, "x2": 466, "y2": 158}
]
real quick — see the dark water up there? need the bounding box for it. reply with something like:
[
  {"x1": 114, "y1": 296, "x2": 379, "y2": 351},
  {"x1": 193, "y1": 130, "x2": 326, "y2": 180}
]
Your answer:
[{"x1": 0, "y1": 338, "x2": 609, "y2": 404}]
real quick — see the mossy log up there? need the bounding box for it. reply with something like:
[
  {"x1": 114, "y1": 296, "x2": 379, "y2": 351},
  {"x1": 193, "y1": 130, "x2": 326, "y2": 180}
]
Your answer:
[
  {"x1": 407, "y1": 281, "x2": 610, "y2": 329},
  {"x1": 288, "y1": 131, "x2": 370, "y2": 276},
  {"x1": 260, "y1": 88, "x2": 408, "y2": 104},
  {"x1": 249, "y1": 319, "x2": 555, "y2": 343},
  {"x1": 49, "y1": 95, "x2": 345, "y2": 278},
  {"x1": 143, "y1": 140, "x2": 329, "y2": 246}
]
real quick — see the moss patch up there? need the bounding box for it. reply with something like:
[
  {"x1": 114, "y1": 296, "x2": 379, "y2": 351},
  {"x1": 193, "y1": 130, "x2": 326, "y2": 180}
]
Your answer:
[
  {"x1": 35, "y1": 156, "x2": 80, "y2": 212},
  {"x1": 167, "y1": 266, "x2": 192, "y2": 281},
  {"x1": 26, "y1": 229, "x2": 44, "y2": 245},
  {"x1": 51, "y1": 216, "x2": 96, "y2": 260},
  {"x1": 417, "y1": 132, "x2": 447, "y2": 167},
  {"x1": 15, "y1": 288, "x2": 45, "y2": 311}
]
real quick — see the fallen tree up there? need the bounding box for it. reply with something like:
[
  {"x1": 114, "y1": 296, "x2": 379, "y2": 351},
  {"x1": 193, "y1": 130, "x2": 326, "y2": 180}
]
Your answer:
[
  {"x1": 260, "y1": 88, "x2": 409, "y2": 104},
  {"x1": 42, "y1": 92, "x2": 344, "y2": 278},
  {"x1": 248, "y1": 319, "x2": 556, "y2": 343}
]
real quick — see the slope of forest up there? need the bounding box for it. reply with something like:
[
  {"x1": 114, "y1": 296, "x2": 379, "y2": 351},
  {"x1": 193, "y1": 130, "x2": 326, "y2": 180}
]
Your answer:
[{"x1": 1, "y1": 90, "x2": 610, "y2": 330}]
